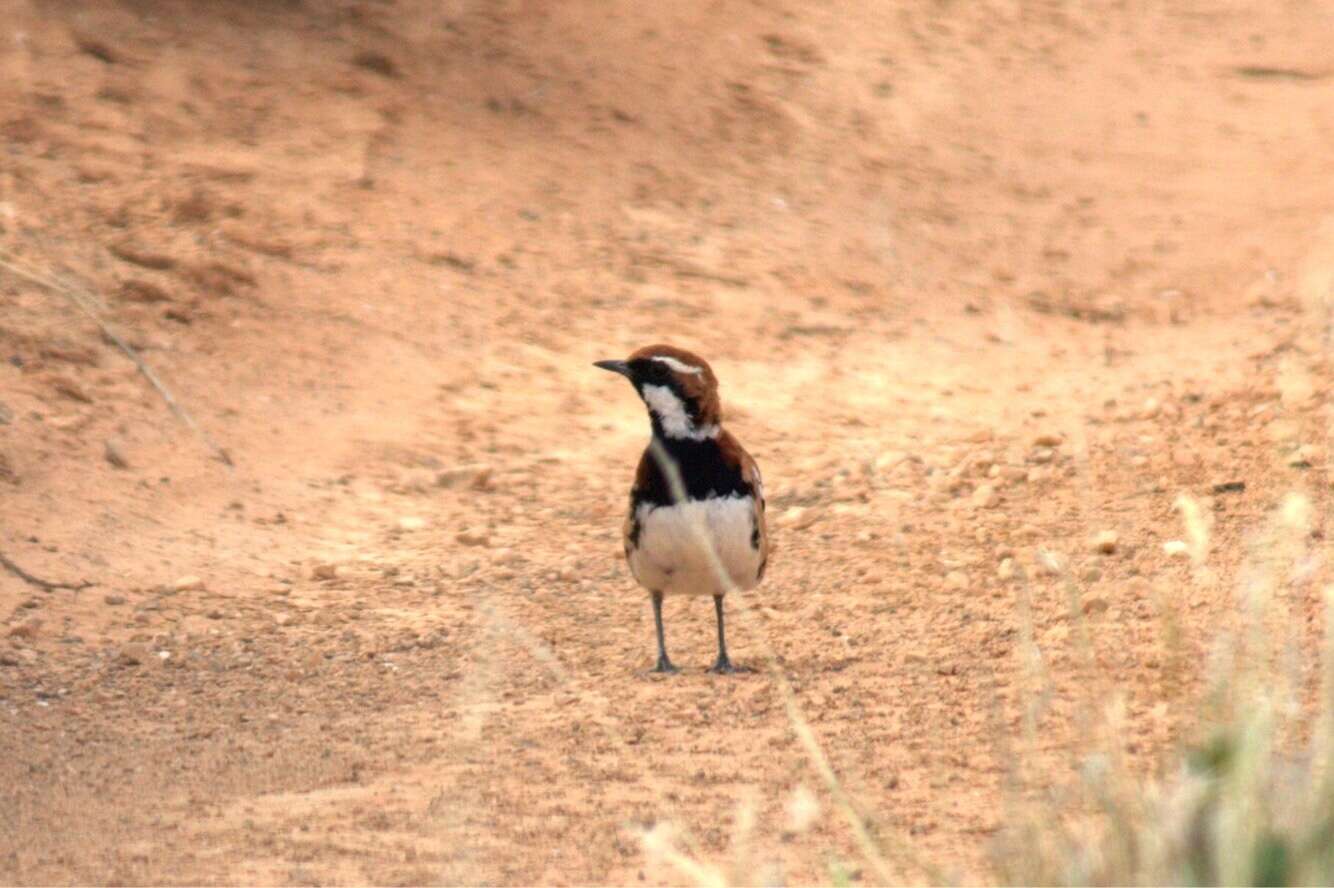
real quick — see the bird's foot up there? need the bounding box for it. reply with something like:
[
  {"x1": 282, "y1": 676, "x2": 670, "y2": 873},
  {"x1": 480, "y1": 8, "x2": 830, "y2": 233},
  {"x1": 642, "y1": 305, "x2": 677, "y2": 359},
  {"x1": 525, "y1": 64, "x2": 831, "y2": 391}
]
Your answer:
[
  {"x1": 709, "y1": 656, "x2": 753, "y2": 675},
  {"x1": 652, "y1": 657, "x2": 680, "y2": 674}
]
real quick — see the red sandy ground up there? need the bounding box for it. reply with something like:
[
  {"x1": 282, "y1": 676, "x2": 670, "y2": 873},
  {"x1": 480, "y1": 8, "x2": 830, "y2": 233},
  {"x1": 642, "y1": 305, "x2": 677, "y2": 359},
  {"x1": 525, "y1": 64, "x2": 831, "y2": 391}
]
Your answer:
[{"x1": 1, "y1": 1, "x2": 1332, "y2": 883}]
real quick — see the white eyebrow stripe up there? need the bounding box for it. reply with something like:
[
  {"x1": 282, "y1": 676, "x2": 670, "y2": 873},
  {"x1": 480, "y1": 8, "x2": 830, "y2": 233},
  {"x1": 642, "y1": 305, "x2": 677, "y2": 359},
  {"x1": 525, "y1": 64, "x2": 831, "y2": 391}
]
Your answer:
[{"x1": 649, "y1": 356, "x2": 704, "y2": 376}]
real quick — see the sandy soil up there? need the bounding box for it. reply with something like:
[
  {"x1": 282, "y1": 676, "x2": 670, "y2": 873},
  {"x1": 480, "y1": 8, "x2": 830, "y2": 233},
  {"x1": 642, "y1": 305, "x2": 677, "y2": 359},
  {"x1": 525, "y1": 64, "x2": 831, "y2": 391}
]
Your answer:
[{"x1": 2, "y1": 0, "x2": 1332, "y2": 883}]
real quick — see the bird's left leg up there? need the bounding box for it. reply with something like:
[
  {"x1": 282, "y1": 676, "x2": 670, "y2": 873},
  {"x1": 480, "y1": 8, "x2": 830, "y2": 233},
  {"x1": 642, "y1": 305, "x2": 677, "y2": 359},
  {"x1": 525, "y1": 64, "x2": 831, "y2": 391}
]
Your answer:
[{"x1": 709, "y1": 594, "x2": 752, "y2": 674}]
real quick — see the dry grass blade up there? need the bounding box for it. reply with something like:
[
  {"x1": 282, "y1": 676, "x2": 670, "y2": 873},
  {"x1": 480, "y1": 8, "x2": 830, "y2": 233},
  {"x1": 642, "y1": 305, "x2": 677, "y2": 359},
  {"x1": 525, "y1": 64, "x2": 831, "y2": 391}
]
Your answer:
[
  {"x1": 643, "y1": 438, "x2": 947, "y2": 885},
  {"x1": 0, "y1": 249, "x2": 233, "y2": 468},
  {"x1": 994, "y1": 492, "x2": 1334, "y2": 886}
]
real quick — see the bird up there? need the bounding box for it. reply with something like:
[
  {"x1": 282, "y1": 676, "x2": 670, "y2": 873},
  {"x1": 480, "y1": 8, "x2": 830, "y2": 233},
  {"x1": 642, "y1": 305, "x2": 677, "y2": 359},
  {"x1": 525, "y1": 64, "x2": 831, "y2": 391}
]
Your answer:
[{"x1": 594, "y1": 344, "x2": 768, "y2": 674}]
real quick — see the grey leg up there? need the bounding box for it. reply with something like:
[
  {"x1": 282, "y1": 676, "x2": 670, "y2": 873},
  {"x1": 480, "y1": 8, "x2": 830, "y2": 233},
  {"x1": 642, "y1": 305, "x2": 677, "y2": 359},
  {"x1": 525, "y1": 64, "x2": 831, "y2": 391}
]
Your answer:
[
  {"x1": 709, "y1": 594, "x2": 751, "y2": 674},
  {"x1": 651, "y1": 591, "x2": 678, "y2": 674}
]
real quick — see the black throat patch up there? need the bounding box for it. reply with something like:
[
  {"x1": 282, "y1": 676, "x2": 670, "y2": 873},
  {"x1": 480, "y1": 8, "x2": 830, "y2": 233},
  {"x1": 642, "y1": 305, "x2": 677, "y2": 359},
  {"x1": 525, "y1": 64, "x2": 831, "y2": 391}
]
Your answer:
[{"x1": 632, "y1": 436, "x2": 752, "y2": 509}]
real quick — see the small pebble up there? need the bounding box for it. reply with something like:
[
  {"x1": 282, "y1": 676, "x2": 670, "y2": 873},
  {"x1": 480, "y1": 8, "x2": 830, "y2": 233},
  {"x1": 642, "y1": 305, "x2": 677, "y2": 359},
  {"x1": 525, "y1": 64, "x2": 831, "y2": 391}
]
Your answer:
[
  {"x1": 172, "y1": 575, "x2": 205, "y2": 593},
  {"x1": 1172, "y1": 448, "x2": 1199, "y2": 467},
  {"x1": 117, "y1": 644, "x2": 148, "y2": 667},
  {"x1": 397, "y1": 516, "x2": 427, "y2": 531},
  {"x1": 311, "y1": 563, "x2": 340, "y2": 580},
  {"x1": 1163, "y1": 540, "x2": 1189, "y2": 558},
  {"x1": 456, "y1": 529, "x2": 491, "y2": 547},
  {"x1": 945, "y1": 570, "x2": 969, "y2": 590},
  {"x1": 1092, "y1": 530, "x2": 1119, "y2": 554},
  {"x1": 436, "y1": 465, "x2": 493, "y2": 489},
  {"x1": 970, "y1": 484, "x2": 999, "y2": 509},
  {"x1": 1033, "y1": 433, "x2": 1063, "y2": 447},
  {"x1": 1082, "y1": 596, "x2": 1110, "y2": 615},
  {"x1": 104, "y1": 438, "x2": 129, "y2": 469},
  {"x1": 1037, "y1": 550, "x2": 1065, "y2": 575},
  {"x1": 103, "y1": 593, "x2": 127, "y2": 606},
  {"x1": 1290, "y1": 444, "x2": 1322, "y2": 468},
  {"x1": 777, "y1": 506, "x2": 818, "y2": 529},
  {"x1": 997, "y1": 558, "x2": 1016, "y2": 581}
]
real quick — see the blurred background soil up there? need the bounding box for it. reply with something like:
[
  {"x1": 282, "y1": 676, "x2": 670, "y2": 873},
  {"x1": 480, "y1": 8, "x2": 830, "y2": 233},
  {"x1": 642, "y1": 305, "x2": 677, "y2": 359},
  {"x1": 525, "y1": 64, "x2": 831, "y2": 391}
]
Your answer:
[{"x1": 1, "y1": 0, "x2": 1332, "y2": 883}]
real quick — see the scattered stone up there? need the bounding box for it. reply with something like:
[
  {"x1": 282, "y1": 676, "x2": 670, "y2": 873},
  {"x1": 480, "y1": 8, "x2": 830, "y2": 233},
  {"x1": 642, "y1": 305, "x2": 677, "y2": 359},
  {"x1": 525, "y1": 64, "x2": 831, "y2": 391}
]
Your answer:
[
  {"x1": 397, "y1": 516, "x2": 427, "y2": 531},
  {"x1": 1033, "y1": 433, "x2": 1063, "y2": 447},
  {"x1": 945, "y1": 570, "x2": 969, "y2": 590},
  {"x1": 393, "y1": 467, "x2": 436, "y2": 493},
  {"x1": 1082, "y1": 566, "x2": 1102, "y2": 583},
  {"x1": 117, "y1": 643, "x2": 148, "y2": 666},
  {"x1": 1163, "y1": 540, "x2": 1190, "y2": 558},
  {"x1": 1211, "y1": 480, "x2": 1246, "y2": 494},
  {"x1": 48, "y1": 375, "x2": 92, "y2": 403},
  {"x1": 104, "y1": 438, "x2": 129, "y2": 469},
  {"x1": 455, "y1": 529, "x2": 491, "y2": 547},
  {"x1": 172, "y1": 575, "x2": 205, "y2": 593},
  {"x1": 109, "y1": 242, "x2": 175, "y2": 270},
  {"x1": 1044, "y1": 624, "x2": 1071, "y2": 644},
  {"x1": 436, "y1": 466, "x2": 493, "y2": 489},
  {"x1": 8, "y1": 620, "x2": 41, "y2": 639},
  {"x1": 73, "y1": 33, "x2": 119, "y2": 64},
  {"x1": 1082, "y1": 596, "x2": 1110, "y2": 616},
  {"x1": 1266, "y1": 419, "x2": 1300, "y2": 444},
  {"x1": 777, "y1": 506, "x2": 818, "y2": 529},
  {"x1": 1172, "y1": 448, "x2": 1199, "y2": 468},
  {"x1": 1129, "y1": 455, "x2": 1149, "y2": 468},
  {"x1": 1092, "y1": 530, "x2": 1119, "y2": 554},
  {"x1": 1029, "y1": 447, "x2": 1055, "y2": 464},
  {"x1": 17, "y1": 648, "x2": 38, "y2": 665},
  {"x1": 351, "y1": 50, "x2": 400, "y2": 78},
  {"x1": 874, "y1": 450, "x2": 911, "y2": 473},
  {"x1": 970, "y1": 484, "x2": 999, "y2": 509},
  {"x1": 1289, "y1": 444, "x2": 1323, "y2": 468},
  {"x1": 312, "y1": 563, "x2": 340, "y2": 580},
  {"x1": 1026, "y1": 467, "x2": 1049, "y2": 484},
  {"x1": 120, "y1": 279, "x2": 173, "y2": 303},
  {"x1": 1037, "y1": 549, "x2": 1065, "y2": 575},
  {"x1": 997, "y1": 558, "x2": 1016, "y2": 581},
  {"x1": 103, "y1": 593, "x2": 127, "y2": 606}
]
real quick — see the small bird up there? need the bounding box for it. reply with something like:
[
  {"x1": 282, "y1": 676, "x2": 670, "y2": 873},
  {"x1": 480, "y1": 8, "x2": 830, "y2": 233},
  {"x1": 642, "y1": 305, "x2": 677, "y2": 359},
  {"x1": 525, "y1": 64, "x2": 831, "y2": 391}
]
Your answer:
[{"x1": 594, "y1": 344, "x2": 768, "y2": 674}]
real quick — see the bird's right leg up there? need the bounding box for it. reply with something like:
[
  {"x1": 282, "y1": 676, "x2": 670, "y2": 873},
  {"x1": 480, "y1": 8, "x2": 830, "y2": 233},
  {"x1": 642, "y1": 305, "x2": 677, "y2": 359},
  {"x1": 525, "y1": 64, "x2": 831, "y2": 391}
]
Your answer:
[{"x1": 650, "y1": 590, "x2": 678, "y2": 673}]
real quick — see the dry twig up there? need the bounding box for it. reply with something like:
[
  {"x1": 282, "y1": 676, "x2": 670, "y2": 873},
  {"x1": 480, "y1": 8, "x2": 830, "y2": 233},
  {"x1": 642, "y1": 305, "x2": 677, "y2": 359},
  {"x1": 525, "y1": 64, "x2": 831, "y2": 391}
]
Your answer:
[
  {"x1": 0, "y1": 249, "x2": 233, "y2": 467},
  {"x1": 0, "y1": 549, "x2": 91, "y2": 591}
]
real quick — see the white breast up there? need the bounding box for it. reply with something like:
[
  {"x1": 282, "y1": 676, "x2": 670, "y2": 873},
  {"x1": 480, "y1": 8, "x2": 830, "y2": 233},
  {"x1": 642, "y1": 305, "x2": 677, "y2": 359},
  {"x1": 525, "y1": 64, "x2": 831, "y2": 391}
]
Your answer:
[{"x1": 628, "y1": 495, "x2": 764, "y2": 597}]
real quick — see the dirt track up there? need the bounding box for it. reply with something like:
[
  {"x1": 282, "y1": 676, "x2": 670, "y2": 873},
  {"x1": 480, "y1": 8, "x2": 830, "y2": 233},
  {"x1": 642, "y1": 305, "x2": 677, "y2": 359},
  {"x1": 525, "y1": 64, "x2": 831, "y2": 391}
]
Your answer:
[{"x1": 2, "y1": 1, "x2": 1333, "y2": 884}]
